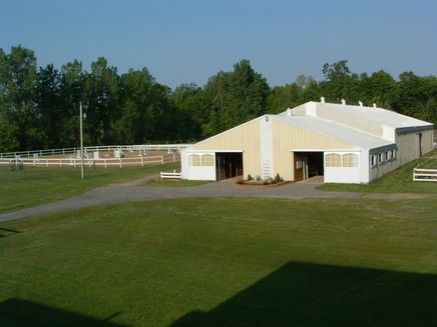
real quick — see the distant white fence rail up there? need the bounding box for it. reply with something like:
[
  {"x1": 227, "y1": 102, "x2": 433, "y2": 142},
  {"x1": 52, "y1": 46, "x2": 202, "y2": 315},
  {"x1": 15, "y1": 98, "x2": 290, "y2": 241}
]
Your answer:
[
  {"x1": 160, "y1": 171, "x2": 181, "y2": 179},
  {"x1": 1, "y1": 153, "x2": 181, "y2": 168},
  {"x1": 0, "y1": 143, "x2": 191, "y2": 159},
  {"x1": 413, "y1": 168, "x2": 437, "y2": 182}
]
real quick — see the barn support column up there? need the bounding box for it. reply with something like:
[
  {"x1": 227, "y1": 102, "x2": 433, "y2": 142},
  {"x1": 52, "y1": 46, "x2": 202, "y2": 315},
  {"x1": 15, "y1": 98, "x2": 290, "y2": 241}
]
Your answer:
[{"x1": 260, "y1": 115, "x2": 274, "y2": 179}]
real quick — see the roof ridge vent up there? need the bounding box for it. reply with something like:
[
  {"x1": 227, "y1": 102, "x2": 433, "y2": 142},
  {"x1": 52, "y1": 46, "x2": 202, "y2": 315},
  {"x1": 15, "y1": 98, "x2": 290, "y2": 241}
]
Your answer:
[
  {"x1": 320, "y1": 96, "x2": 325, "y2": 103},
  {"x1": 358, "y1": 101, "x2": 363, "y2": 107},
  {"x1": 341, "y1": 99, "x2": 346, "y2": 105},
  {"x1": 286, "y1": 108, "x2": 292, "y2": 116},
  {"x1": 373, "y1": 103, "x2": 377, "y2": 108}
]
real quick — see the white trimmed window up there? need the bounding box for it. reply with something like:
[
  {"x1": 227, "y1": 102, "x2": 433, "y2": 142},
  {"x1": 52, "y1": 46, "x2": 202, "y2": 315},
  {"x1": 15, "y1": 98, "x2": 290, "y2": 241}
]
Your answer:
[
  {"x1": 342, "y1": 153, "x2": 359, "y2": 167},
  {"x1": 188, "y1": 154, "x2": 201, "y2": 166},
  {"x1": 201, "y1": 154, "x2": 214, "y2": 166},
  {"x1": 189, "y1": 154, "x2": 214, "y2": 166},
  {"x1": 325, "y1": 153, "x2": 342, "y2": 167},
  {"x1": 370, "y1": 155, "x2": 377, "y2": 167},
  {"x1": 391, "y1": 149, "x2": 396, "y2": 160},
  {"x1": 378, "y1": 153, "x2": 384, "y2": 164}
]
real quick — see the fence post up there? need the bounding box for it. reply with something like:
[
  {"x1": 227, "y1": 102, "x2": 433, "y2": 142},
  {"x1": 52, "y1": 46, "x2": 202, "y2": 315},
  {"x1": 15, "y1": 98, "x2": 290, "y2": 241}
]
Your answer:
[
  {"x1": 161, "y1": 156, "x2": 164, "y2": 164},
  {"x1": 172, "y1": 153, "x2": 175, "y2": 162},
  {"x1": 59, "y1": 159, "x2": 61, "y2": 167},
  {"x1": 141, "y1": 156, "x2": 144, "y2": 167},
  {"x1": 119, "y1": 158, "x2": 122, "y2": 168},
  {"x1": 104, "y1": 159, "x2": 107, "y2": 168},
  {"x1": 46, "y1": 159, "x2": 48, "y2": 167}
]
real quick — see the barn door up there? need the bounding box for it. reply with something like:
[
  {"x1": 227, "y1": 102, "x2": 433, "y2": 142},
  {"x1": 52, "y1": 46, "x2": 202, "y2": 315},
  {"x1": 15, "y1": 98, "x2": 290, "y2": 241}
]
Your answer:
[
  {"x1": 294, "y1": 153, "x2": 304, "y2": 182},
  {"x1": 416, "y1": 133, "x2": 423, "y2": 158}
]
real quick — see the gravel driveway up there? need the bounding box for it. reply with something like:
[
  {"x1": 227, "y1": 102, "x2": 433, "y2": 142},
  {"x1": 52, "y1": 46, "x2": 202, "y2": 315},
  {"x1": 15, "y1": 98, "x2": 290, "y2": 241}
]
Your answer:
[{"x1": 0, "y1": 177, "x2": 360, "y2": 223}]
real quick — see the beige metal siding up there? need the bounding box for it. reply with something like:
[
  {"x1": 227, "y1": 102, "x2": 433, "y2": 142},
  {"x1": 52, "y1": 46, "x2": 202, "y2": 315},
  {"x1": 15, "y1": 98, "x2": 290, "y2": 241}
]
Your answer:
[
  {"x1": 396, "y1": 129, "x2": 433, "y2": 164},
  {"x1": 421, "y1": 129, "x2": 434, "y2": 155},
  {"x1": 272, "y1": 119, "x2": 354, "y2": 180},
  {"x1": 370, "y1": 129, "x2": 434, "y2": 181},
  {"x1": 397, "y1": 132, "x2": 418, "y2": 165},
  {"x1": 192, "y1": 118, "x2": 261, "y2": 177},
  {"x1": 369, "y1": 151, "x2": 400, "y2": 181}
]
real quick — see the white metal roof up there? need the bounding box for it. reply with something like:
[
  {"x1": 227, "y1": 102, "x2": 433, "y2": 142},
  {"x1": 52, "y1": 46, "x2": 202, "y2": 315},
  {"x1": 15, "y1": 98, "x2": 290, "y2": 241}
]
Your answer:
[
  {"x1": 274, "y1": 114, "x2": 394, "y2": 150},
  {"x1": 288, "y1": 101, "x2": 433, "y2": 129}
]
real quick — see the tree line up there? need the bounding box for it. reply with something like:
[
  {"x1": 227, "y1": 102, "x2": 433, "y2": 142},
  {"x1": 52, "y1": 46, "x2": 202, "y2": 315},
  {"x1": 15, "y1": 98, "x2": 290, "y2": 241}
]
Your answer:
[{"x1": 0, "y1": 45, "x2": 436, "y2": 152}]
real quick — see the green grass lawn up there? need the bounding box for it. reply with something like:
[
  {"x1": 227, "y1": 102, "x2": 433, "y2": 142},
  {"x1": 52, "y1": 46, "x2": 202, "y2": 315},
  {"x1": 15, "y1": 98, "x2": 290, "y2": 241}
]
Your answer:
[
  {"x1": 417, "y1": 156, "x2": 437, "y2": 169},
  {"x1": 144, "y1": 178, "x2": 210, "y2": 187},
  {"x1": 318, "y1": 150, "x2": 437, "y2": 194},
  {"x1": 0, "y1": 163, "x2": 178, "y2": 213},
  {"x1": 1, "y1": 197, "x2": 436, "y2": 326}
]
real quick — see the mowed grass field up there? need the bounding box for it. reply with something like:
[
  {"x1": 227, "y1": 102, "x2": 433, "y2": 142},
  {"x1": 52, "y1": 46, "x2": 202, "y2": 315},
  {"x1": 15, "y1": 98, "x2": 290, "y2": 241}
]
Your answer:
[
  {"x1": 0, "y1": 163, "x2": 178, "y2": 213},
  {"x1": 318, "y1": 150, "x2": 437, "y2": 194},
  {"x1": 1, "y1": 197, "x2": 436, "y2": 326}
]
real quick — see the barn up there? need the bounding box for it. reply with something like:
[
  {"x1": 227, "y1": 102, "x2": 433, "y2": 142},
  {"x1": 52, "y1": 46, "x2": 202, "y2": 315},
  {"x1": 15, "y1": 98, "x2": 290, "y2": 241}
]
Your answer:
[{"x1": 181, "y1": 100, "x2": 434, "y2": 184}]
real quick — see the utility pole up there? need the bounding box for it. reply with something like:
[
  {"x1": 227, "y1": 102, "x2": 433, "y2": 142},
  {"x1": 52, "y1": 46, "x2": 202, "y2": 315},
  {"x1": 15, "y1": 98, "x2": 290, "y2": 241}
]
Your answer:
[{"x1": 80, "y1": 101, "x2": 84, "y2": 179}]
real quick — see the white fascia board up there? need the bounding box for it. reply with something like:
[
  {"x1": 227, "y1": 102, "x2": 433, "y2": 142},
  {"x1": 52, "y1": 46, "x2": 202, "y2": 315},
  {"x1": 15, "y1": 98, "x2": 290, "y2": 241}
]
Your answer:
[
  {"x1": 396, "y1": 125, "x2": 434, "y2": 134},
  {"x1": 290, "y1": 148, "x2": 362, "y2": 152},
  {"x1": 185, "y1": 149, "x2": 243, "y2": 153}
]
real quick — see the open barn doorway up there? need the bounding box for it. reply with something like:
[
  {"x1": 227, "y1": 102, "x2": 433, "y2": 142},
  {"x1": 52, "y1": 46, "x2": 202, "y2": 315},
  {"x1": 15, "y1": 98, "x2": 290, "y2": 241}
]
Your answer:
[
  {"x1": 294, "y1": 152, "x2": 324, "y2": 183},
  {"x1": 216, "y1": 152, "x2": 243, "y2": 180}
]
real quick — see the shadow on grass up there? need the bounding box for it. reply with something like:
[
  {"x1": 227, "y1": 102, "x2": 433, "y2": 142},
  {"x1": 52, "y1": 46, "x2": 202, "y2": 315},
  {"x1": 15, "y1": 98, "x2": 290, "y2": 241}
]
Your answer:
[
  {"x1": 0, "y1": 298, "x2": 125, "y2": 326},
  {"x1": 172, "y1": 261, "x2": 437, "y2": 326},
  {"x1": 0, "y1": 227, "x2": 21, "y2": 238}
]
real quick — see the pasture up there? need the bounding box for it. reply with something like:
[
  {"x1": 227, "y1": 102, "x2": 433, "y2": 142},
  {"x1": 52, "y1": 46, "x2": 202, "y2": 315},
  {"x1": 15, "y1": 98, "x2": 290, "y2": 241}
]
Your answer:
[
  {"x1": 0, "y1": 163, "x2": 178, "y2": 213},
  {"x1": 1, "y1": 197, "x2": 436, "y2": 326},
  {"x1": 1, "y1": 149, "x2": 437, "y2": 326}
]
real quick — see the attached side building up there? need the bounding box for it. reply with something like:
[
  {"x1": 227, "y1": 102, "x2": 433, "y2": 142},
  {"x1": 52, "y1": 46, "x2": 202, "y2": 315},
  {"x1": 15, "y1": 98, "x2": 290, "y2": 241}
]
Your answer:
[{"x1": 181, "y1": 101, "x2": 434, "y2": 184}]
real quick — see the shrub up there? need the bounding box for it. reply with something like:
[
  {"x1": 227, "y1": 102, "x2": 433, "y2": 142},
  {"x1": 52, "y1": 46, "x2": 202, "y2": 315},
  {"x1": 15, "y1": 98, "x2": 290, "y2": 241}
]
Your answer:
[
  {"x1": 247, "y1": 174, "x2": 253, "y2": 181},
  {"x1": 264, "y1": 177, "x2": 274, "y2": 184},
  {"x1": 274, "y1": 173, "x2": 283, "y2": 183},
  {"x1": 256, "y1": 175, "x2": 262, "y2": 182}
]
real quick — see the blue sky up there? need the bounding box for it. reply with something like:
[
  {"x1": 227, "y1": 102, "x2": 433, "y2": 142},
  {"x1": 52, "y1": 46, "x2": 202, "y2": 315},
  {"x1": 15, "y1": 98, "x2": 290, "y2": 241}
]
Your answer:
[{"x1": 1, "y1": 0, "x2": 436, "y2": 88}]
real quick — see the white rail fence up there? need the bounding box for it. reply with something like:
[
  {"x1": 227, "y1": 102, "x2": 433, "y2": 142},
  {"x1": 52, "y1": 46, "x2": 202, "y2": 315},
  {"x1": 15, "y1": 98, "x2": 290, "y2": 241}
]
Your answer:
[
  {"x1": 160, "y1": 171, "x2": 182, "y2": 179},
  {"x1": 1, "y1": 153, "x2": 181, "y2": 168},
  {"x1": 0, "y1": 143, "x2": 191, "y2": 159},
  {"x1": 413, "y1": 155, "x2": 437, "y2": 182},
  {"x1": 413, "y1": 168, "x2": 437, "y2": 182}
]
